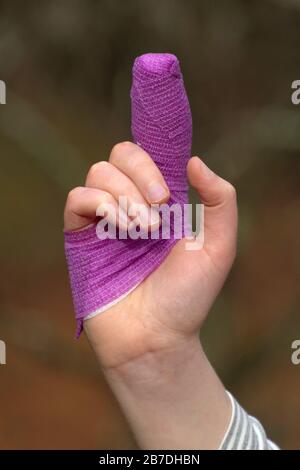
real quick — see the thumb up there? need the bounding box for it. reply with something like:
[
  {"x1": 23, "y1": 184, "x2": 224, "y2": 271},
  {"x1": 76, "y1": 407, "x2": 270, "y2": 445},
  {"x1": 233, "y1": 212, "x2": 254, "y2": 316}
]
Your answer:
[{"x1": 187, "y1": 156, "x2": 238, "y2": 263}]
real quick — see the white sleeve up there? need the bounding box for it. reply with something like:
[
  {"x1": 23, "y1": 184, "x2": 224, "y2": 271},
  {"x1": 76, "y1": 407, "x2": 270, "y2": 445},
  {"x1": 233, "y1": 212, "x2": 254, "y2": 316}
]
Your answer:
[{"x1": 219, "y1": 392, "x2": 280, "y2": 450}]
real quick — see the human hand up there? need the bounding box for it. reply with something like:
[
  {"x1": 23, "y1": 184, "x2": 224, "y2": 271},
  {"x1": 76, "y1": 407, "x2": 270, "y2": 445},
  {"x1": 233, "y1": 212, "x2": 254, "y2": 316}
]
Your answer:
[{"x1": 64, "y1": 141, "x2": 237, "y2": 372}]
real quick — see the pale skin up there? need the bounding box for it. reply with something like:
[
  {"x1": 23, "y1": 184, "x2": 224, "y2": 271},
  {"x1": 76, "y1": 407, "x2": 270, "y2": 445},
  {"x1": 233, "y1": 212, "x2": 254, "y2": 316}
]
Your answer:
[{"x1": 64, "y1": 141, "x2": 238, "y2": 450}]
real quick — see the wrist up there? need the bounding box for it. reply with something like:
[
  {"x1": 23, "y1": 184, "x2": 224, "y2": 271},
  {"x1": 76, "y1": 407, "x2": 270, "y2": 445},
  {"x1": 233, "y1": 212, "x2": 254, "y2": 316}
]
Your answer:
[
  {"x1": 103, "y1": 333, "x2": 203, "y2": 386},
  {"x1": 102, "y1": 333, "x2": 230, "y2": 450}
]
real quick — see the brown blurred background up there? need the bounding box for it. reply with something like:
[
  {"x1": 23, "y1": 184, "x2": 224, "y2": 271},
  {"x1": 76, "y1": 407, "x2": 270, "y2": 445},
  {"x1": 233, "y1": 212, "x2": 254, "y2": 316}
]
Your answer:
[{"x1": 0, "y1": 0, "x2": 300, "y2": 449}]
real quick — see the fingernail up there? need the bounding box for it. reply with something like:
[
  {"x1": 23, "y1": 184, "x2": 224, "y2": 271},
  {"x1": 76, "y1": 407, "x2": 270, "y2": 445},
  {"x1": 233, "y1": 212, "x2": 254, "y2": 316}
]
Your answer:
[{"x1": 147, "y1": 182, "x2": 169, "y2": 203}]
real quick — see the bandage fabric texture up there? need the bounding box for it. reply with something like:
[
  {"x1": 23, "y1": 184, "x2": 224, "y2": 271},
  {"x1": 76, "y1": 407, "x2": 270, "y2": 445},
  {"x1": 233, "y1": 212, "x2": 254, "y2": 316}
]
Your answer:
[{"x1": 64, "y1": 53, "x2": 192, "y2": 337}]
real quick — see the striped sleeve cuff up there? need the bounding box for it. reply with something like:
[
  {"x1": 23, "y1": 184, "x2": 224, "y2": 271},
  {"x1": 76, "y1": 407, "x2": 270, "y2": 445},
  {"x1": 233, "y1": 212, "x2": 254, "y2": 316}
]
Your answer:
[{"x1": 219, "y1": 392, "x2": 279, "y2": 450}]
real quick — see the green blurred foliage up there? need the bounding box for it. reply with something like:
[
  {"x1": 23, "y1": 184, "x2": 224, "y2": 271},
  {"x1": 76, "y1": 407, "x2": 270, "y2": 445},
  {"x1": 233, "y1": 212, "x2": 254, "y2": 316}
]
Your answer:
[{"x1": 0, "y1": 0, "x2": 300, "y2": 449}]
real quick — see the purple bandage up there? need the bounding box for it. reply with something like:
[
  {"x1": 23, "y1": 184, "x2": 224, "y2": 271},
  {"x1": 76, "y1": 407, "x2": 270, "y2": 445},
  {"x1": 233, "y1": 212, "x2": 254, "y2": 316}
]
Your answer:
[{"x1": 64, "y1": 53, "x2": 192, "y2": 337}]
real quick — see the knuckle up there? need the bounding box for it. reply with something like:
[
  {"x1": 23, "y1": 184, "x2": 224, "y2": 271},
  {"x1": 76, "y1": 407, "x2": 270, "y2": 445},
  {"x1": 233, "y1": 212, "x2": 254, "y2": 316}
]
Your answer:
[
  {"x1": 87, "y1": 161, "x2": 110, "y2": 180},
  {"x1": 109, "y1": 141, "x2": 134, "y2": 163},
  {"x1": 223, "y1": 181, "x2": 236, "y2": 200},
  {"x1": 126, "y1": 151, "x2": 149, "y2": 175},
  {"x1": 123, "y1": 181, "x2": 136, "y2": 196},
  {"x1": 129, "y1": 158, "x2": 145, "y2": 173},
  {"x1": 65, "y1": 186, "x2": 84, "y2": 214},
  {"x1": 101, "y1": 192, "x2": 114, "y2": 205},
  {"x1": 67, "y1": 186, "x2": 84, "y2": 203}
]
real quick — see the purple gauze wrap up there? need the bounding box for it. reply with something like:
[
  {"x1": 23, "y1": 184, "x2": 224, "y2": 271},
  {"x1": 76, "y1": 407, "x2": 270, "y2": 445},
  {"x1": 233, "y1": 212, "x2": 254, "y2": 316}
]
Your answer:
[{"x1": 64, "y1": 53, "x2": 192, "y2": 337}]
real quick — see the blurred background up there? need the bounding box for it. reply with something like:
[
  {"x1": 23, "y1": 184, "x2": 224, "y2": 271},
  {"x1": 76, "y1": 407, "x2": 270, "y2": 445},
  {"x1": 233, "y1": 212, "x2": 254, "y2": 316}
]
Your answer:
[{"x1": 0, "y1": 0, "x2": 300, "y2": 449}]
